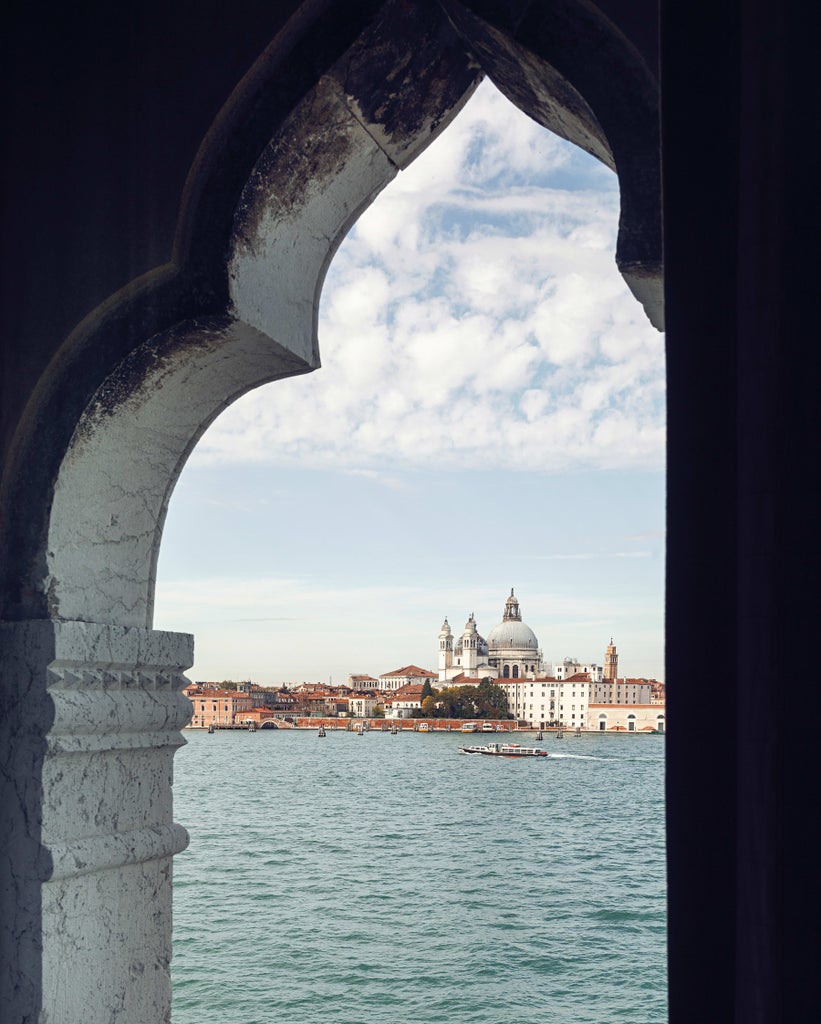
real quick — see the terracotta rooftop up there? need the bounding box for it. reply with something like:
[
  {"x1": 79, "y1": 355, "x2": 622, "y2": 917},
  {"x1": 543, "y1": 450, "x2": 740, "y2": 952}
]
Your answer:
[
  {"x1": 392, "y1": 683, "x2": 426, "y2": 696},
  {"x1": 187, "y1": 689, "x2": 252, "y2": 701},
  {"x1": 379, "y1": 665, "x2": 436, "y2": 678}
]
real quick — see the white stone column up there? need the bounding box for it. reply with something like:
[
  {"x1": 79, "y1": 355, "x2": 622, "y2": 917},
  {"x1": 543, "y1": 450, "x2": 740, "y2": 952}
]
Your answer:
[{"x1": 1, "y1": 620, "x2": 193, "y2": 1024}]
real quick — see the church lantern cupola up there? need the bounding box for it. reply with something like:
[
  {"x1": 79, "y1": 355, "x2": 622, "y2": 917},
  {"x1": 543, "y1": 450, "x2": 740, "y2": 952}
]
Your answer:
[{"x1": 503, "y1": 588, "x2": 522, "y2": 622}]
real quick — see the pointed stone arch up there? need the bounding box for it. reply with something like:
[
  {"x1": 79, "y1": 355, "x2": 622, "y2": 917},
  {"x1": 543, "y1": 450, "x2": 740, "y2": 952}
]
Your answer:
[{"x1": 7, "y1": 0, "x2": 661, "y2": 630}]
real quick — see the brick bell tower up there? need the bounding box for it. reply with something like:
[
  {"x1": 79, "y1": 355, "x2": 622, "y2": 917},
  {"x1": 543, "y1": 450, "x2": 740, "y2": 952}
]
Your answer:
[{"x1": 604, "y1": 638, "x2": 618, "y2": 681}]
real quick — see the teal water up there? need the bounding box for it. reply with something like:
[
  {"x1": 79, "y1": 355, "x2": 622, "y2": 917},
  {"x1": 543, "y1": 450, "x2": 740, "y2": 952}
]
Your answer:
[{"x1": 172, "y1": 730, "x2": 666, "y2": 1024}]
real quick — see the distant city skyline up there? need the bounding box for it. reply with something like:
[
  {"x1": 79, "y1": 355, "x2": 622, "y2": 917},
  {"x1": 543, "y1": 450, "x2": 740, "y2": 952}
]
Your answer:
[{"x1": 153, "y1": 79, "x2": 666, "y2": 684}]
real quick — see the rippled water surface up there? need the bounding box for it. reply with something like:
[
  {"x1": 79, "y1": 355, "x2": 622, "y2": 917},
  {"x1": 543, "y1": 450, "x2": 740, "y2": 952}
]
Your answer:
[{"x1": 172, "y1": 730, "x2": 666, "y2": 1024}]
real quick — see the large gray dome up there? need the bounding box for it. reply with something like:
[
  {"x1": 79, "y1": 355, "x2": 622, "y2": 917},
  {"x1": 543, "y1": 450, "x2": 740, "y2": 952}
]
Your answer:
[{"x1": 487, "y1": 620, "x2": 539, "y2": 650}]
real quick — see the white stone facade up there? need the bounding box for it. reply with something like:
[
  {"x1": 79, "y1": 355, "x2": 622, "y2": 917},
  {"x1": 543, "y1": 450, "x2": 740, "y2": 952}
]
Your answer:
[
  {"x1": 498, "y1": 678, "x2": 590, "y2": 728},
  {"x1": 349, "y1": 695, "x2": 379, "y2": 717},
  {"x1": 588, "y1": 704, "x2": 666, "y2": 732},
  {"x1": 387, "y1": 697, "x2": 422, "y2": 718}
]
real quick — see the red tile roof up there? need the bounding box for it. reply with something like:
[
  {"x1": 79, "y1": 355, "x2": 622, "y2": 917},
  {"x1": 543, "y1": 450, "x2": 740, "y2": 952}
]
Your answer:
[{"x1": 379, "y1": 665, "x2": 436, "y2": 678}]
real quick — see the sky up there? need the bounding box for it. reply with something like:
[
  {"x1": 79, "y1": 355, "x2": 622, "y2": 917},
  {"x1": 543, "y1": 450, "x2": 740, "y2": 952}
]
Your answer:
[{"x1": 153, "y1": 79, "x2": 666, "y2": 686}]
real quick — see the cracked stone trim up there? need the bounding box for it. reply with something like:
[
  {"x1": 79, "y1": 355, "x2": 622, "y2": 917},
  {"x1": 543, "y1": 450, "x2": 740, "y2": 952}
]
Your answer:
[{"x1": 47, "y1": 823, "x2": 190, "y2": 881}]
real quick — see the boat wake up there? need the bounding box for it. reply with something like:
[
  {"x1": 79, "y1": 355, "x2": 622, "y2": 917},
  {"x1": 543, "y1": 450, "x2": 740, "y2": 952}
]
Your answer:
[{"x1": 546, "y1": 752, "x2": 609, "y2": 761}]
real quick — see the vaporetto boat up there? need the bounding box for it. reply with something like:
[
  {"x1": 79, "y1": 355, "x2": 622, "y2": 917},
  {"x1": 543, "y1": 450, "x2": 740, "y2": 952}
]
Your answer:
[{"x1": 459, "y1": 742, "x2": 548, "y2": 758}]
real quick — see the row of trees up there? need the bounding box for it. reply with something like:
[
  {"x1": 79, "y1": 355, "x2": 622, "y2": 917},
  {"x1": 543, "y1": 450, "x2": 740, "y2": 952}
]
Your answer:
[{"x1": 412, "y1": 679, "x2": 512, "y2": 720}]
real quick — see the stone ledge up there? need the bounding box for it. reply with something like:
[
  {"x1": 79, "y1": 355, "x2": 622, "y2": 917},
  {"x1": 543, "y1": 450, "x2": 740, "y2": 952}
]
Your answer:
[
  {"x1": 0, "y1": 618, "x2": 194, "y2": 672},
  {"x1": 47, "y1": 823, "x2": 190, "y2": 881},
  {"x1": 47, "y1": 728, "x2": 188, "y2": 755}
]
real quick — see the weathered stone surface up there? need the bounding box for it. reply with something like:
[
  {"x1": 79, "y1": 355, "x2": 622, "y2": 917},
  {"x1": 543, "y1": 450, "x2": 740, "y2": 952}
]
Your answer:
[
  {"x1": 229, "y1": 78, "x2": 398, "y2": 365},
  {"x1": 0, "y1": 620, "x2": 192, "y2": 1024},
  {"x1": 45, "y1": 318, "x2": 311, "y2": 628}
]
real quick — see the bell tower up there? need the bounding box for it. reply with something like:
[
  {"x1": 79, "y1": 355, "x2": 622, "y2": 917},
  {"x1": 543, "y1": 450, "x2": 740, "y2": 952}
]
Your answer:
[
  {"x1": 604, "y1": 637, "x2": 618, "y2": 681},
  {"x1": 461, "y1": 613, "x2": 479, "y2": 672},
  {"x1": 438, "y1": 617, "x2": 453, "y2": 680}
]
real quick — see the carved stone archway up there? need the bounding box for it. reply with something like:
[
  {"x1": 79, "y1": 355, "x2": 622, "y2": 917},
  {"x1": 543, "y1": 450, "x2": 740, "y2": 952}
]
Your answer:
[{"x1": 0, "y1": 2, "x2": 661, "y2": 1021}]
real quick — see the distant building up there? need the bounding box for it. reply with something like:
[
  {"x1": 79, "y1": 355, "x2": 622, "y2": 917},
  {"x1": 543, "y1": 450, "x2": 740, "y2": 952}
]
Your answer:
[
  {"x1": 379, "y1": 665, "x2": 437, "y2": 691},
  {"x1": 591, "y1": 678, "x2": 653, "y2": 704},
  {"x1": 546, "y1": 657, "x2": 604, "y2": 681},
  {"x1": 348, "y1": 674, "x2": 380, "y2": 690},
  {"x1": 324, "y1": 695, "x2": 351, "y2": 716},
  {"x1": 348, "y1": 695, "x2": 379, "y2": 717},
  {"x1": 496, "y1": 676, "x2": 573, "y2": 728},
  {"x1": 384, "y1": 683, "x2": 426, "y2": 718},
  {"x1": 588, "y1": 705, "x2": 666, "y2": 733},
  {"x1": 437, "y1": 588, "x2": 618, "y2": 685},
  {"x1": 184, "y1": 685, "x2": 254, "y2": 728},
  {"x1": 497, "y1": 669, "x2": 659, "y2": 730},
  {"x1": 439, "y1": 589, "x2": 544, "y2": 681}
]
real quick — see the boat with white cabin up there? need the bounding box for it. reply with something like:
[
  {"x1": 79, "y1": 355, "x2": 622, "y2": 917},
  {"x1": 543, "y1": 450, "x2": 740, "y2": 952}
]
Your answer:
[{"x1": 459, "y1": 742, "x2": 548, "y2": 758}]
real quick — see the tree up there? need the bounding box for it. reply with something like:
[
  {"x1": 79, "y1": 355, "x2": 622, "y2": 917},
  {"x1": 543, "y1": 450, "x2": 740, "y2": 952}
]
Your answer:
[
  {"x1": 475, "y1": 678, "x2": 512, "y2": 719},
  {"x1": 421, "y1": 694, "x2": 438, "y2": 715},
  {"x1": 421, "y1": 679, "x2": 435, "y2": 701}
]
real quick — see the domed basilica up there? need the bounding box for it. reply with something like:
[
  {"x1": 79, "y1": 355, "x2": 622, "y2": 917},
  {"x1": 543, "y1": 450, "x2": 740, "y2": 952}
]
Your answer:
[{"x1": 438, "y1": 589, "x2": 544, "y2": 682}]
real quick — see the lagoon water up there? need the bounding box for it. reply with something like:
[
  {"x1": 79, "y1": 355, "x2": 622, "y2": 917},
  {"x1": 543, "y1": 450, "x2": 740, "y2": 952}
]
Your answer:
[{"x1": 172, "y1": 729, "x2": 666, "y2": 1024}]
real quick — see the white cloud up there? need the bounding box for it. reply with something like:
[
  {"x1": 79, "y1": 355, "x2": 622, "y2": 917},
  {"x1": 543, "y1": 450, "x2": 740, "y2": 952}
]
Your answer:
[{"x1": 192, "y1": 79, "x2": 665, "y2": 475}]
